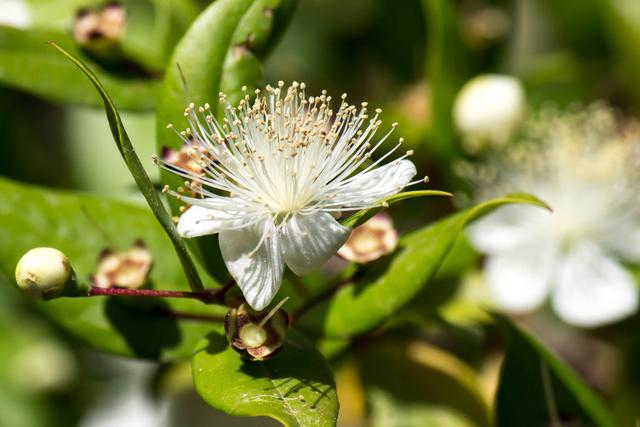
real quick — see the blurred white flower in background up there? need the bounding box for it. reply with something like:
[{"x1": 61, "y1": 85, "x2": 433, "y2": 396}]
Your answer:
[
  {"x1": 453, "y1": 74, "x2": 525, "y2": 152},
  {"x1": 0, "y1": 0, "x2": 31, "y2": 28},
  {"x1": 465, "y1": 104, "x2": 640, "y2": 327},
  {"x1": 160, "y1": 82, "x2": 419, "y2": 310}
]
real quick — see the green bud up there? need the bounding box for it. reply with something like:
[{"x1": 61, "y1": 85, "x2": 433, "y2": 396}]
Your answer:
[{"x1": 15, "y1": 248, "x2": 85, "y2": 300}]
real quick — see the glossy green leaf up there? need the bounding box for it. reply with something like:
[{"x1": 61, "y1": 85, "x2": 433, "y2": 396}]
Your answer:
[
  {"x1": 341, "y1": 190, "x2": 453, "y2": 228},
  {"x1": 0, "y1": 178, "x2": 224, "y2": 360},
  {"x1": 51, "y1": 42, "x2": 205, "y2": 292},
  {"x1": 494, "y1": 314, "x2": 617, "y2": 427},
  {"x1": 155, "y1": 0, "x2": 297, "y2": 280},
  {"x1": 299, "y1": 194, "x2": 549, "y2": 339},
  {"x1": 192, "y1": 331, "x2": 338, "y2": 427},
  {"x1": 0, "y1": 26, "x2": 160, "y2": 110}
]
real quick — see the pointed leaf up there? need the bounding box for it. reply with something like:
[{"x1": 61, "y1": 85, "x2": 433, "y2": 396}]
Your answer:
[{"x1": 341, "y1": 190, "x2": 453, "y2": 228}]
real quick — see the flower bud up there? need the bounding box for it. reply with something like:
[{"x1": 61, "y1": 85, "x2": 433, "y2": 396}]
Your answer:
[
  {"x1": 338, "y1": 213, "x2": 399, "y2": 263},
  {"x1": 15, "y1": 248, "x2": 76, "y2": 300},
  {"x1": 224, "y1": 302, "x2": 289, "y2": 361},
  {"x1": 453, "y1": 74, "x2": 525, "y2": 152}
]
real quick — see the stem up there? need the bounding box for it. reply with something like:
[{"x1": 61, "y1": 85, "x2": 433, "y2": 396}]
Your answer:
[{"x1": 88, "y1": 278, "x2": 235, "y2": 304}]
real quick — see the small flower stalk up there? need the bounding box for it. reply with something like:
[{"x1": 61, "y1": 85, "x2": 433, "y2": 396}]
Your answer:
[
  {"x1": 224, "y1": 298, "x2": 289, "y2": 361},
  {"x1": 158, "y1": 81, "x2": 422, "y2": 310},
  {"x1": 15, "y1": 247, "x2": 86, "y2": 300}
]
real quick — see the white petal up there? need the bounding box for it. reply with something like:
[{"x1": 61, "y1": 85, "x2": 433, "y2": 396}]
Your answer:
[
  {"x1": 219, "y1": 220, "x2": 284, "y2": 310},
  {"x1": 598, "y1": 223, "x2": 640, "y2": 263},
  {"x1": 332, "y1": 159, "x2": 417, "y2": 207},
  {"x1": 552, "y1": 242, "x2": 638, "y2": 327},
  {"x1": 485, "y1": 240, "x2": 556, "y2": 313},
  {"x1": 468, "y1": 205, "x2": 549, "y2": 254},
  {"x1": 281, "y1": 212, "x2": 351, "y2": 275},
  {"x1": 177, "y1": 200, "x2": 246, "y2": 238}
]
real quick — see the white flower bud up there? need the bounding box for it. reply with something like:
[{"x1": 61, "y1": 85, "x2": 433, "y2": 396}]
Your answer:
[
  {"x1": 453, "y1": 74, "x2": 525, "y2": 152},
  {"x1": 15, "y1": 248, "x2": 72, "y2": 300}
]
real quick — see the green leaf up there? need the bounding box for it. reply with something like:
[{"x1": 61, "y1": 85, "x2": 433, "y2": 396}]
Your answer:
[
  {"x1": 0, "y1": 177, "x2": 222, "y2": 360},
  {"x1": 155, "y1": 0, "x2": 298, "y2": 281},
  {"x1": 0, "y1": 26, "x2": 160, "y2": 110},
  {"x1": 494, "y1": 314, "x2": 618, "y2": 427},
  {"x1": 341, "y1": 190, "x2": 453, "y2": 228},
  {"x1": 299, "y1": 194, "x2": 549, "y2": 339},
  {"x1": 50, "y1": 41, "x2": 205, "y2": 292},
  {"x1": 192, "y1": 330, "x2": 338, "y2": 427}
]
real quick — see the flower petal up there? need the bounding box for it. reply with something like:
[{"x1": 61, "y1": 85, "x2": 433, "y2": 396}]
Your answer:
[
  {"x1": 281, "y1": 212, "x2": 351, "y2": 275},
  {"x1": 468, "y1": 205, "x2": 549, "y2": 254},
  {"x1": 219, "y1": 220, "x2": 284, "y2": 311},
  {"x1": 332, "y1": 159, "x2": 417, "y2": 207},
  {"x1": 597, "y1": 222, "x2": 640, "y2": 263},
  {"x1": 485, "y1": 240, "x2": 556, "y2": 313},
  {"x1": 177, "y1": 198, "x2": 249, "y2": 238},
  {"x1": 552, "y1": 241, "x2": 638, "y2": 327}
]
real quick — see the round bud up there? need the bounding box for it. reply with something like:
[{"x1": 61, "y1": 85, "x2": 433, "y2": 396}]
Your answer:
[
  {"x1": 453, "y1": 74, "x2": 525, "y2": 152},
  {"x1": 225, "y1": 303, "x2": 289, "y2": 361},
  {"x1": 15, "y1": 248, "x2": 73, "y2": 300}
]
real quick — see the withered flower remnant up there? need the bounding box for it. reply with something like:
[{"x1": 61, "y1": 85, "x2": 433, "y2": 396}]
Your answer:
[
  {"x1": 92, "y1": 240, "x2": 153, "y2": 289},
  {"x1": 338, "y1": 213, "x2": 399, "y2": 263}
]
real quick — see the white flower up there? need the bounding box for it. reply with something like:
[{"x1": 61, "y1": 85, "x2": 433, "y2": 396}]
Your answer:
[
  {"x1": 453, "y1": 74, "x2": 525, "y2": 152},
  {"x1": 160, "y1": 82, "x2": 418, "y2": 310},
  {"x1": 467, "y1": 105, "x2": 640, "y2": 327}
]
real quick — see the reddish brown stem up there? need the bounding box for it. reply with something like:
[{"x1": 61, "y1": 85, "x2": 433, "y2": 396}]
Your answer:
[{"x1": 88, "y1": 279, "x2": 235, "y2": 304}]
